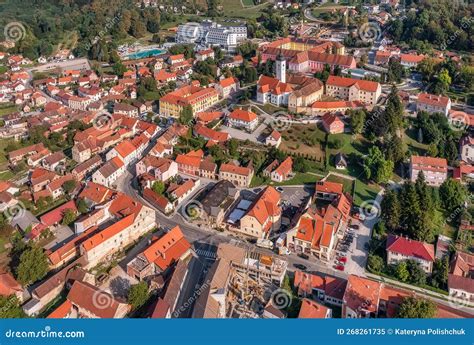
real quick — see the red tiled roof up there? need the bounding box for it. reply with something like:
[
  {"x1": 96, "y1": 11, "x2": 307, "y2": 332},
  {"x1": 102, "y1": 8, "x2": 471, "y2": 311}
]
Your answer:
[
  {"x1": 114, "y1": 140, "x2": 137, "y2": 159},
  {"x1": 78, "y1": 182, "x2": 114, "y2": 204},
  {"x1": 298, "y1": 299, "x2": 329, "y2": 318},
  {"x1": 220, "y1": 163, "x2": 252, "y2": 176},
  {"x1": 154, "y1": 70, "x2": 176, "y2": 82},
  {"x1": 417, "y1": 93, "x2": 450, "y2": 107},
  {"x1": 47, "y1": 300, "x2": 72, "y2": 319},
  {"x1": 321, "y1": 112, "x2": 344, "y2": 127},
  {"x1": 246, "y1": 187, "x2": 281, "y2": 228},
  {"x1": 219, "y1": 77, "x2": 238, "y2": 88},
  {"x1": 194, "y1": 124, "x2": 229, "y2": 143},
  {"x1": 142, "y1": 226, "x2": 190, "y2": 271},
  {"x1": 196, "y1": 111, "x2": 223, "y2": 123},
  {"x1": 67, "y1": 280, "x2": 128, "y2": 318},
  {"x1": 386, "y1": 235, "x2": 435, "y2": 262},
  {"x1": 315, "y1": 181, "x2": 343, "y2": 195},
  {"x1": 228, "y1": 109, "x2": 257, "y2": 122},
  {"x1": 82, "y1": 214, "x2": 135, "y2": 252},
  {"x1": 400, "y1": 53, "x2": 425, "y2": 63},
  {"x1": 273, "y1": 157, "x2": 293, "y2": 177},
  {"x1": 269, "y1": 130, "x2": 281, "y2": 140},
  {"x1": 326, "y1": 75, "x2": 380, "y2": 92},
  {"x1": 410, "y1": 155, "x2": 448, "y2": 173},
  {"x1": 0, "y1": 271, "x2": 22, "y2": 296},
  {"x1": 39, "y1": 200, "x2": 77, "y2": 227},
  {"x1": 160, "y1": 85, "x2": 218, "y2": 106},
  {"x1": 343, "y1": 275, "x2": 381, "y2": 314}
]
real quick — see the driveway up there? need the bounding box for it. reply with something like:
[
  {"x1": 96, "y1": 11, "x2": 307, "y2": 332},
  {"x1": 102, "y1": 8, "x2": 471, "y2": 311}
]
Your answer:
[{"x1": 343, "y1": 188, "x2": 384, "y2": 276}]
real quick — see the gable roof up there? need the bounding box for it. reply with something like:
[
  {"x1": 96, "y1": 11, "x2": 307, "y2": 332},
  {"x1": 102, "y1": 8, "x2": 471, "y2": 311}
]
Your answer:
[
  {"x1": 67, "y1": 280, "x2": 128, "y2": 318},
  {"x1": 0, "y1": 271, "x2": 22, "y2": 296},
  {"x1": 326, "y1": 75, "x2": 380, "y2": 93},
  {"x1": 220, "y1": 162, "x2": 252, "y2": 176},
  {"x1": 343, "y1": 275, "x2": 381, "y2": 314},
  {"x1": 417, "y1": 93, "x2": 450, "y2": 107},
  {"x1": 228, "y1": 109, "x2": 257, "y2": 122},
  {"x1": 141, "y1": 226, "x2": 190, "y2": 271},
  {"x1": 298, "y1": 299, "x2": 329, "y2": 318},
  {"x1": 245, "y1": 187, "x2": 281, "y2": 228},
  {"x1": 386, "y1": 235, "x2": 435, "y2": 262},
  {"x1": 219, "y1": 77, "x2": 238, "y2": 88}
]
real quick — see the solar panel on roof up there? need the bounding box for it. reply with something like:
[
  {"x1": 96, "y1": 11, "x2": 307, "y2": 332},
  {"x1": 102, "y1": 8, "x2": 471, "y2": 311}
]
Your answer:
[
  {"x1": 227, "y1": 209, "x2": 246, "y2": 224},
  {"x1": 236, "y1": 199, "x2": 252, "y2": 210}
]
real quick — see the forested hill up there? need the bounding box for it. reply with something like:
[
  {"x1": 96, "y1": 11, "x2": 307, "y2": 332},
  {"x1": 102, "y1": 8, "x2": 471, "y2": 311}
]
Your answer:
[
  {"x1": 0, "y1": 0, "x2": 177, "y2": 60},
  {"x1": 387, "y1": 0, "x2": 474, "y2": 52}
]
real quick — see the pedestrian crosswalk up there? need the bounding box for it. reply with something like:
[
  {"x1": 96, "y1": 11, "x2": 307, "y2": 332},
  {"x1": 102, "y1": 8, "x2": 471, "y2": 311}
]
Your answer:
[{"x1": 195, "y1": 248, "x2": 217, "y2": 259}]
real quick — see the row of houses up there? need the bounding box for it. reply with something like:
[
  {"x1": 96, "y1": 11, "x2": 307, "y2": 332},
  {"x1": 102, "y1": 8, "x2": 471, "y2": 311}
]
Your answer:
[{"x1": 293, "y1": 271, "x2": 469, "y2": 319}]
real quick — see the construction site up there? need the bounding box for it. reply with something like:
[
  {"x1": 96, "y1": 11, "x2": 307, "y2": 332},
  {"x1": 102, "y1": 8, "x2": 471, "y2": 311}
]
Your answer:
[{"x1": 192, "y1": 243, "x2": 288, "y2": 319}]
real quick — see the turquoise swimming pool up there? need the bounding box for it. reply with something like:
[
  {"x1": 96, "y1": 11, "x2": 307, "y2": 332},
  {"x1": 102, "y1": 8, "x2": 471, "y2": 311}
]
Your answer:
[{"x1": 127, "y1": 48, "x2": 166, "y2": 60}]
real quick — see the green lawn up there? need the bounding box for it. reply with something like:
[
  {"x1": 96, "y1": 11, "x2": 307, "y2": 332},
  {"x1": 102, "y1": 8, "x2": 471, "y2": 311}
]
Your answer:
[
  {"x1": 241, "y1": 0, "x2": 255, "y2": 6},
  {"x1": 272, "y1": 172, "x2": 322, "y2": 186},
  {"x1": 0, "y1": 105, "x2": 18, "y2": 116},
  {"x1": 0, "y1": 170, "x2": 14, "y2": 181},
  {"x1": 250, "y1": 175, "x2": 270, "y2": 188},
  {"x1": 404, "y1": 128, "x2": 429, "y2": 156},
  {"x1": 329, "y1": 133, "x2": 370, "y2": 156},
  {"x1": 281, "y1": 124, "x2": 326, "y2": 161},
  {"x1": 0, "y1": 237, "x2": 7, "y2": 254},
  {"x1": 353, "y1": 179, "x2": 381, "y2": 208},
  {"x1": 223, "y1": 1, "x2": 272, "y2": 19},
  {"x1": 0, "y1": 139, "x2": 15, "y2": 163}
]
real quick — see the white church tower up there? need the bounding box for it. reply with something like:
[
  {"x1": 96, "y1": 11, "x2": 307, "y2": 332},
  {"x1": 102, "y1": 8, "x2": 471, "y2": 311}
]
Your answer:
[{"x1": 275, "y1": 51, "x2": 286, "y2": 83}]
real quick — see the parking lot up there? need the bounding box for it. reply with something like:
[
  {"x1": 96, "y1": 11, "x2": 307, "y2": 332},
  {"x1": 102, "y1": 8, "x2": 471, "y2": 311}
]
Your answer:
[
  {"x1": 333, "y1": 223, "x2": 358, "y2": 272},
  {"x1": 333, "y1": 219, "x2": 371, "y2": 276}
]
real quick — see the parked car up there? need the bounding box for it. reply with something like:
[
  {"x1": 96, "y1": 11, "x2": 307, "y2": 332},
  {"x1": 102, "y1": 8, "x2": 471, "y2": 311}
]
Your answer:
[
  {"x1": 335, "y1": 265, "x2": 345, "y2": 271},
  {"x1": 353, "y1": 213, "x2": 366, "y2": 221},
  {"x1": 298, "y1": 253, "x2": 309, "y2": 260},
  {"x1": 294, "y1": 263, "x2": 307, "y2": 271},
  {"x1": 338, "y1": 257, "x2": 347, "y2": 263},
  {"x1": 276, "y1": 186, "x2": 284, "y2": 193}
]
